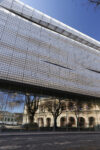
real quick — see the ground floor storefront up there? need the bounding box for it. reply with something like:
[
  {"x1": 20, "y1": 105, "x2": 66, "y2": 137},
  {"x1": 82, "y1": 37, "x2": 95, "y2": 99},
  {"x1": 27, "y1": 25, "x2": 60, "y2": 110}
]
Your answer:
[{"x1": 0, "y1": 80, "x2": 100, "y2": 132}]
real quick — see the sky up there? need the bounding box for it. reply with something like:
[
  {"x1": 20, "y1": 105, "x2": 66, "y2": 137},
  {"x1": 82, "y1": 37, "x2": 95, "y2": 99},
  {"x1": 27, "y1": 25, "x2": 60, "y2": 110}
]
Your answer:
[{"x1": 19, "y1": 0, "x2": 100, "y2": 42}]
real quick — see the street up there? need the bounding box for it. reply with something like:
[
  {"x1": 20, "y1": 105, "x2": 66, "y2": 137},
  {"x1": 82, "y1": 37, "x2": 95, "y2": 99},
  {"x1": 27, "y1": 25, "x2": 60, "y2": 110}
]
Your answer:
[{"x1": 0, "y1": 132, "x2": 100, "y2": 150}]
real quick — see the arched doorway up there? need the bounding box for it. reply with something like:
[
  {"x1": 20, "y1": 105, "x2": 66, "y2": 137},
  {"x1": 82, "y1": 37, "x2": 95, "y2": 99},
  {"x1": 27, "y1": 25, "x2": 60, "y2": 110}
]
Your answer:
[
  {"x1": 89, "y1": 117, "x2": 95, "y2": 127},
  {"x1": 38, "y1": 118, "x2": 44, "y2": 127},
  {"x1": 46, "y1": 118, "x2": 51, "y2": 127},
  {"x1": 60, "y1": 117, "x2": 66, "y2": 127},
  {"x1": 78, "y1": 117, "x2": 85, "y2": 128},
  {"x1": 69, "y1": 117, "x2": 75, "y2": 127}
]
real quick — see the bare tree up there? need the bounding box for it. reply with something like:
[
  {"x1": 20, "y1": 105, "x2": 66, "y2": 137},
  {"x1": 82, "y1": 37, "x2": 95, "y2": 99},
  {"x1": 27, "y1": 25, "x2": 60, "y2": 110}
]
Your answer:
[
  {"x1": 68, "y1": 100, "x2": 86, "y2": 129},
  {"x1": 73, "y1": 100, "x2": 84, "y2": 129},
  {"x1": 0, "y1": 92, "x2": 8, "y2": 123},
  {"x1": 88, "y1": 0, "x2": 100, "y2": 6},
  {"x1": 8, "y1": 93, "x2": 24, "y2": 109},
  {"x1": 25, "y1": 94, "x2": 39, "y2": 124},
  {"x1": 68, "y1": 99, "x2": 98, "y2": 129},
  {"x1": 7, "y1": 93, "x2": 40, "y2": 124},
  {"x1": 0, "y1": 93, "x2": 6, "y2": 112},
  {"x1": 42, "y1": 98, "x2": 66, "y2": 130}
]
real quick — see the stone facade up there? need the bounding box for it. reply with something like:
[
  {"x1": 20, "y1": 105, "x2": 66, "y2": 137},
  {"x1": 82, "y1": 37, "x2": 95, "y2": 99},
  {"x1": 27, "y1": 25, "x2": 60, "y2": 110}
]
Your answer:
[
  {"x1": 23, "y1": 98, "x2": 100, "y2": 128},
  {"x1": 0, "y1": 0, "x2": 100, "y2": 98},
  {"x1": 0, "y1": 111, "x2": 23, "y2": 125}
]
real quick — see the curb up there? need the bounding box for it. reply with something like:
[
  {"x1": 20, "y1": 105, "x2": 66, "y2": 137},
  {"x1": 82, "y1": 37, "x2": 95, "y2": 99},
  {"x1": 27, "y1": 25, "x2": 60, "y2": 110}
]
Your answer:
[{"x1": 0, "y1": 131, "x2": 100, "y2": 136}]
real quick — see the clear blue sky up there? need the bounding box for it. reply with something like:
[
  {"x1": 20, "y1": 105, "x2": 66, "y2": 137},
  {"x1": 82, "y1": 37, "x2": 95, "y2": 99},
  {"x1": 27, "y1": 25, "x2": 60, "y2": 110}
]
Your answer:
[{"x1": 20, "y1": 0, "x2": 100, "y2": 41}]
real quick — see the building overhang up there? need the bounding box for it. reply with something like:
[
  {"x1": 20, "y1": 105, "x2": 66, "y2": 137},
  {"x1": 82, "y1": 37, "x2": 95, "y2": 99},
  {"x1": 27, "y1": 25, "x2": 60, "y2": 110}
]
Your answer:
[
  {"x1": 0, "y1": 0, "x2": 100, "y2": 51},
  {"x1": 0, "y1": 79, "x2": 99, "y2": 100}
]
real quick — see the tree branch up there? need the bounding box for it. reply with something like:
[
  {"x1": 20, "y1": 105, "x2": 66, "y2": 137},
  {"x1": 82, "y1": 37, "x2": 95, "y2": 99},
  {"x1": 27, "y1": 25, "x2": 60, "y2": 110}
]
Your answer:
[{"x1": 89, "y1": 0, "x2": 100, "y2": 5}]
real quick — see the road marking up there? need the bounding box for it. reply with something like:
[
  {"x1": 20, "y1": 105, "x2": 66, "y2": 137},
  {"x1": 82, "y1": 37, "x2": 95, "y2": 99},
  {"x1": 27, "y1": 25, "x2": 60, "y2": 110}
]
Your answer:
[
  {"x1": 43, "y1": 143, "x2": 52, "y2": 146},
  {"x1": 0, "y1": 140, "x2": 7, "y2": 142},
  {"x1": 0, "y1": 145, "x2": 22, "y2": 150},
  {"x1": 54, "y1": 141, "x2": 71, "y2": 145}
]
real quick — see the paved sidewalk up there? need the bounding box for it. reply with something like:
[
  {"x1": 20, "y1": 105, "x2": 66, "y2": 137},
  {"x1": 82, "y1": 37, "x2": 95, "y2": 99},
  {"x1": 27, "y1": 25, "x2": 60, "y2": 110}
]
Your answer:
[{"x1": 0, "y1": 131, "x2": 100, "y2": 136}]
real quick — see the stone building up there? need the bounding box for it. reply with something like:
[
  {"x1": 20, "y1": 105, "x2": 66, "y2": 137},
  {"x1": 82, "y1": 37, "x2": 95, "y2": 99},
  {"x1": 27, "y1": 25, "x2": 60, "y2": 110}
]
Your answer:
[
  {"x1": 0, "y1": 111, "x2": 23, "y2": 125},
  {"x1": 23, "y1": 98, "x2": 100, "y2": 128}
]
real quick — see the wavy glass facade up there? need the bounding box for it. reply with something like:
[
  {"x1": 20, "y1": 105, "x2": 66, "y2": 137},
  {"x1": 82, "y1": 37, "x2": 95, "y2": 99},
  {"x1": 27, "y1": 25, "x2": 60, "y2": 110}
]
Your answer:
[{"x1": 0, "y1": 0, "x2": 100, "y2": 98}]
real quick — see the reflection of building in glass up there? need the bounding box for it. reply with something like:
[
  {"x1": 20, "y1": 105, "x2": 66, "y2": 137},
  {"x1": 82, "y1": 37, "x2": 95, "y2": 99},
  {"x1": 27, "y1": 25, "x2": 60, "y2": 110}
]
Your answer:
[
  {"x1": 0, "y1": 111, "x2": 23, "y2": 125},
  {"x1": 23, "y1": 98, "x2": 100, "y2": 128}
]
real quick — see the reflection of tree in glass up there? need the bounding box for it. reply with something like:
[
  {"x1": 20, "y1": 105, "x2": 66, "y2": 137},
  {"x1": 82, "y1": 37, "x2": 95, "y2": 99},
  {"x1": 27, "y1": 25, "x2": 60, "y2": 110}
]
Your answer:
[
  {"x1": 7, "y1": 93, "x2": 24, "y2": 109},
  {"x1": 42, "y1": 98, "x2": 66, "y2": 130},
  {"x1": 88, "y1": 0, "x2": 100, "y2": 6},
  {"x1": 0, "y1": 92, "x2": 10, "y2": 112},
  {"x1": 25, "y1": 94, "x2": 40, "y2": 124},
  {"x1": 0, "y1": 92, "x2": 11, "y2": 123}
]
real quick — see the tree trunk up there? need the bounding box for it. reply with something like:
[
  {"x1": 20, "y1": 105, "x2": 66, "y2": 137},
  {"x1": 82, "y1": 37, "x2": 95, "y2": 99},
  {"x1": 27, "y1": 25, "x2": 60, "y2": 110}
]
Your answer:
[
  {"x1": 76, "y1": 117, "x2": 80, "y2": 131},
  {"x1": 53, "y1": 116, "x2": 57, "y2": 131},
  {"x1": 29, "y1": 113, "x2": 35, "y2": 124}
]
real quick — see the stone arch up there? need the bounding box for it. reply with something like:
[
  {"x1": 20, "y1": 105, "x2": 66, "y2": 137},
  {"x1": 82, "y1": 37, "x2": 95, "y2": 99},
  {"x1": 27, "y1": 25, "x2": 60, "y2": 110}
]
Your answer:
[
  {"x1": 46, "y1": 118, "x2": 51, "y2": 127},
  {"x1": 8, "y1": 118, "x2": 10, "y2": 122},
  {"x1": 60, "y1": 117, "x2": 66, "y2": 127},
  {"x1": 69, "y1": 117, "x2": 75, "y2": 127},
  {"x1": 38, "y1": 118, "x2": 44, "y2": 127},
  {"x1": 89, "y1": 117, "x2": 95, "y2": 127},
  {"x1": 78, "y1": 117, "x2": 85, "y2": 128}
]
